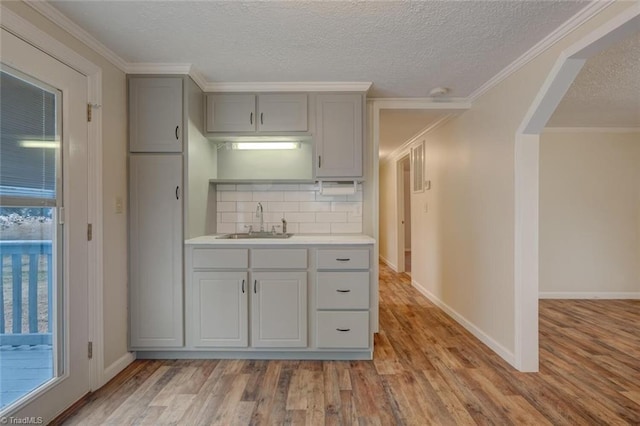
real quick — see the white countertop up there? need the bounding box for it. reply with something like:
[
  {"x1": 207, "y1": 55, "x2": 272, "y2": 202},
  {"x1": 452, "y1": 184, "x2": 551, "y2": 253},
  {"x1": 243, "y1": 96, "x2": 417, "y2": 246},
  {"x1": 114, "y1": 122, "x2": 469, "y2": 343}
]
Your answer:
[{"x1": 185, "y1": 234, "x2": 375, "y2": 245}]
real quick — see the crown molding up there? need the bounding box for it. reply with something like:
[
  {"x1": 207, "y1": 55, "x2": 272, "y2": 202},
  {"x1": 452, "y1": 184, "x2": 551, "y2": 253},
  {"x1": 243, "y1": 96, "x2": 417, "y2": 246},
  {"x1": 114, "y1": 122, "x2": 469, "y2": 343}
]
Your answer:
[
  {"x1": 204, "y1": 81, "x2": 372, "y2": 93},
  {"x1": 26, "y1": 0, "x2": 129, "y2": 72},
  {"x1": 369, "y1": 98, "x2": 471, "y2": 109},
  {"x1": 468, "y1": 0, "x2": 615, "y2": 102},
  {"x1": 381, "y1": 114, "x2": 455, "y2": 164},
  {"x1": 126, "y1": 63, "x2": 193, "y2": 75},
  {"x1": 187, "y1": 66, "x2": 208, "y2": 91},
  {"x1": 543, "y1": 126, "x2": 640, "y2": 134}
]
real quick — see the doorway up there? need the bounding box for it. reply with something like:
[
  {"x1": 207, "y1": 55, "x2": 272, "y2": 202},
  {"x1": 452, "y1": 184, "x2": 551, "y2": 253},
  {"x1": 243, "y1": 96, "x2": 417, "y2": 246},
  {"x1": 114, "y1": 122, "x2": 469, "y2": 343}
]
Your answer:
[
  {"x1": 397, "y1": 155, "x2": 412, "y2": 274},
  {"x1": 1, "y1": 28, "x2": 90, "y2": 420}
]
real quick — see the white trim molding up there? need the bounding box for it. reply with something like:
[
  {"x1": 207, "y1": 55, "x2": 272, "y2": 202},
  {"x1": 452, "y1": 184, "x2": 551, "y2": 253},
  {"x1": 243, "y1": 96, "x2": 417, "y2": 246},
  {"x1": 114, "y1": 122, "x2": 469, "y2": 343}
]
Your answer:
[
  {"x1": 469, "y1": 0, "x2": 615, "y2": 101},
  {"x1": 540, "y1": 292, "x2": 640, "y2": 300},
  {"x1": 382, "y1": 114, "x2": 455, "y2": 164},
  {"x1": 102, "y1": 352, "x2": 137, "y2": 384},
  {"x1": 412, "y1": 279, "x2": 516, "y2": 367},
  {"x1": 369, "y1": 98, "x2": 471, "y2": 110},
  {"x1": 25, "y1": 1, "x2": 129, "y2": 72},
  {"x1": 127, "y1": 63, "x2": 193, "y2": 75},
  {"x1": 204, "y1": 81, "x2": 372, "y2": 93},
  {"x1": 543, "y1": 127, "x2": 640, "y2": 133},
  {"x1": 378, "y1": 255, "x2": 398, "y2": 273}
]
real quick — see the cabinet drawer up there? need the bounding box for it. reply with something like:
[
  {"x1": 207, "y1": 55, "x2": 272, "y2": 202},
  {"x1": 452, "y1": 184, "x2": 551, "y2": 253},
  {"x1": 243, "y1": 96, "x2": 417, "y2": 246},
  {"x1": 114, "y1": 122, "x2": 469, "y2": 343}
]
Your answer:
[
  {"x1": 316, "y1": 311, "x2": 369, "y2": 349},
  {"x1": 192, "y1": 249, "x2": 248, "y2": 269},
  {"x1": 317, "y1": 272, "x2": 369, "y2": 309},
  {"x1": 317, "y1": 249, "x2": 369, "y2": 269},
  {"x1": 251, "y1": 249, "x2": 307, "y2": 269}
]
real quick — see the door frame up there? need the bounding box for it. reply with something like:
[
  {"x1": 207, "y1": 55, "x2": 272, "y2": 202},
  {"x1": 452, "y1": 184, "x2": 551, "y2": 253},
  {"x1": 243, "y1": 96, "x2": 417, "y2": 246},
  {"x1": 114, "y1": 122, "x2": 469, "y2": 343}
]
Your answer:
[
  {"x1": 1, "y1": 5, "x2": 105, "y2": 391},
  {"x1": 515, "y1": 5, "x2": 640, "y2": 372}
]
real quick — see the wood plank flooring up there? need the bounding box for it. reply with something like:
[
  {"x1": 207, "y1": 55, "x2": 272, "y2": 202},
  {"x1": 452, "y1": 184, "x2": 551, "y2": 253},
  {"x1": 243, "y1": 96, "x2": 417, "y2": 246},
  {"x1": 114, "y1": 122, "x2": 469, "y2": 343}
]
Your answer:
[{"x1": 58, "y1": 263, "x2": 640, "y2": 425}]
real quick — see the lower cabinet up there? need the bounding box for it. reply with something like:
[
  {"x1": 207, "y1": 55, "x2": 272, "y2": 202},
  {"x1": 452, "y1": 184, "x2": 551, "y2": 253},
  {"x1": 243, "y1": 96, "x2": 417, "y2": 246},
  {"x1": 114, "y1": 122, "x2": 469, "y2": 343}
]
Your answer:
[
  {"x1": 185, "y1": 244, "x2": 372, "y2": 357},
  {"x1": 192, "y1": 271, "x2": 248, "y2": 347},
  {"x1": 251, "y1": 271, "x2": 307, "y2": 348}
]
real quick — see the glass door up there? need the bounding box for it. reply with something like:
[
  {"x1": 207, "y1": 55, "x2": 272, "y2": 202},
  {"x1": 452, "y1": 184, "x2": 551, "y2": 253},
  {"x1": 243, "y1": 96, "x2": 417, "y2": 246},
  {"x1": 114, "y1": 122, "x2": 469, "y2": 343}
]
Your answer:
[
  {"x1": 1, "y1": 27, "x2": 90, "y2": 422},
  {"x1": 0, "y1": 67, "x2": 61, "y2": 410}
]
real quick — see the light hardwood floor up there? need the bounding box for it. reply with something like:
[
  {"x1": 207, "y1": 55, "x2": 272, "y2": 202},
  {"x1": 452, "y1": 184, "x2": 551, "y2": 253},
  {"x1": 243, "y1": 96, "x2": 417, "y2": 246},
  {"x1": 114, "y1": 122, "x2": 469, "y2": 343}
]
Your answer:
[{"x1": 57, "y1": 263, "x2": 640, "y2": 425}]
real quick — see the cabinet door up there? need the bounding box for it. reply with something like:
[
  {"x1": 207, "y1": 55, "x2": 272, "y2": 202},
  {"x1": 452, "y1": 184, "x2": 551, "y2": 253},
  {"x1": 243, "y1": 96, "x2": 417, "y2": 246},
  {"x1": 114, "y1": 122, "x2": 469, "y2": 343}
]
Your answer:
[
  {"x1": 192, "y1": 271, "x2": 248, "y2": 347},
  {"x1": 251, "y1": 272, "x2": 307, "y2": 347},
  {"x1": 206, "y1": 94, "x2": 256, "y2": 132},
  {"x1": 129, "y1": 155, "x2": 183, "y2": 347},
  {"x1": 315, "y1": 94, "x2": 363, "y2": 178},
  {"x1": 129, "y1": 77, "x2": 183, "y2": 152},
  {"x1": 257, "y1": 94, "x2": 308, "y2": 132}
]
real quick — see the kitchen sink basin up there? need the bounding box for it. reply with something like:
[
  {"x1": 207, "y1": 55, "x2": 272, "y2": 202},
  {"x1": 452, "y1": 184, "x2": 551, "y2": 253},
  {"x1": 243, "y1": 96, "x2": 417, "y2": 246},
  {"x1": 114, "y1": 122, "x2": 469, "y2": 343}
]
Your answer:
[{"x1": 217, "y1": 233, "x2": 294, "y2": 239}]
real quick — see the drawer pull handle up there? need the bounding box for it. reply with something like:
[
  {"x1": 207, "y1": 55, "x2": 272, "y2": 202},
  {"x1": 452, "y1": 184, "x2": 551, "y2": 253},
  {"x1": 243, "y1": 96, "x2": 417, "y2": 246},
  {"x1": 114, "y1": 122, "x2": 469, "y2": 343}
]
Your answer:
[
  {"x1": 336, "y1": 258, "x2": 350, "y2": 262},
  {"x1": 336, "y1": 328, "x2": 351, "y2": 332},
  {"x1": 254, "y1": 280, "x2": 257, "y2": 294},
  {"x1": 336, "y1": 289, "x2": 351, "y2": 293},
  {"x1": 242, "y1": 279, "x2": 245, "y2": 294}
]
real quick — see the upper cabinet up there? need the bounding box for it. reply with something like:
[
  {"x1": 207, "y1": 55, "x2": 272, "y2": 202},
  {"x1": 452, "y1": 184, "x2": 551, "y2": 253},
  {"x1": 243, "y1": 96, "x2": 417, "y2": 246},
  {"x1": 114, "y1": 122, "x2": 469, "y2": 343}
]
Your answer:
[
  {"x1": 206, "y1": 93, "x2": 308, "y2": 133},
  {"x1": 129, "y1": 77, "x2": 183, "y2": 152},
  {"x1": 315, "y1": 94, "x2": 363, "y2": 178}
]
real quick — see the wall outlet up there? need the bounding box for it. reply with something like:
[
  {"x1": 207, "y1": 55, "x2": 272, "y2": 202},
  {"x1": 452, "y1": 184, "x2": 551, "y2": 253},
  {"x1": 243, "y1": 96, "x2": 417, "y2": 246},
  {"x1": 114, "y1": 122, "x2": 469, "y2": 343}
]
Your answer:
[{"x1": 115, "y1": 196, "x2": 124, "y2": 214}]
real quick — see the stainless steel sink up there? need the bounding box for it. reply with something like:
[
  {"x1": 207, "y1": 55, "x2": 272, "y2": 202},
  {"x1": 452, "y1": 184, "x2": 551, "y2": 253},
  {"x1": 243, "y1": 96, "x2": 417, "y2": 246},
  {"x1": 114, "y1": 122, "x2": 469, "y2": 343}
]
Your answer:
[{"x1": 216, "y1": 233, "x2": 294, "y2": 239}]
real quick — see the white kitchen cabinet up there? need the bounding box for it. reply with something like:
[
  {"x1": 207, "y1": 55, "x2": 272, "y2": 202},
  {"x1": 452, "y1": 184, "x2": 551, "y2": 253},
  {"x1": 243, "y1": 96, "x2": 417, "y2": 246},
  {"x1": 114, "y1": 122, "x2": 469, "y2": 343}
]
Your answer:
[
  {"x1": 191, "y1": 271, "x2": 248, "y2": 347},
  {"x1": 129, "y1": 77, "x2": 183, "y2": 152},
  {"x1": 251, "y1": 271, "x2": 308, "y2": 348},
  {"x1": 129, "y1": 154, "x2": 183, "y2": 348},
  {"x1": 257, "y1": 94, "x2": 308, "y2": 131},
  {"x1": 315, "y1": 94, "x2": 363, "y2": 178},
  {"x1": 206, "y1": 94, "x2": 256, "y2": 132},
  {"x1": 206, "y1": 93, "x2": 308, "y2": 133}
]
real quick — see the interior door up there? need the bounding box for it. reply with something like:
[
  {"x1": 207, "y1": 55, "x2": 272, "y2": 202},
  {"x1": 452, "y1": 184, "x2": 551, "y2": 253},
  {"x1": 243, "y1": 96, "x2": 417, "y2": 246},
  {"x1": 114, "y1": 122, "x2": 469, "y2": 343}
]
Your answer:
[{"x1": 0, "y1": 29, "x2": 90, "y2": 422}]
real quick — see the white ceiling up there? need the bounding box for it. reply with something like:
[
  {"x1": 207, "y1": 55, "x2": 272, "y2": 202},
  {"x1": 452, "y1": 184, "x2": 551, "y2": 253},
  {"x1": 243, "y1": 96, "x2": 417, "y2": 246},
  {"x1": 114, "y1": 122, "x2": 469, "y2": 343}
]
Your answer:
[
  {"x1": 49, "y1": 0, "x2": 589, "y2": 98},
  {"x1": 548, "y1": 30, "x2": 640, "y2": 128}
]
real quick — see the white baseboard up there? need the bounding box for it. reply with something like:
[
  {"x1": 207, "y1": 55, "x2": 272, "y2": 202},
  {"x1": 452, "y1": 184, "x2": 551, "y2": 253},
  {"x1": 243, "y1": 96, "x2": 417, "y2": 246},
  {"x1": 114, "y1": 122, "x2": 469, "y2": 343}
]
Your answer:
[
  {"x1": 539, "y1": 292, "x2": 640, "y2": 299},
  {"x1": 102, "y1": 351, "x2": 136, "y2": 385},
  {"x1": 411, "y1": 279, "x2": 516, "y2": 368},
  {"x1": 379, "y1": 255, "x2": 398, "y2": 272}
]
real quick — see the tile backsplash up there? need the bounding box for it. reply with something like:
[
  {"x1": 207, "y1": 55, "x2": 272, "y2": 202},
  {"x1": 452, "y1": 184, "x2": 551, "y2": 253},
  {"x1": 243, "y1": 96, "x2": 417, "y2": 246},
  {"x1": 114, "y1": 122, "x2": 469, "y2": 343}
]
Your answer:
[{"x1": 215, "y1": 183, "x2": 363, "y2": 234}]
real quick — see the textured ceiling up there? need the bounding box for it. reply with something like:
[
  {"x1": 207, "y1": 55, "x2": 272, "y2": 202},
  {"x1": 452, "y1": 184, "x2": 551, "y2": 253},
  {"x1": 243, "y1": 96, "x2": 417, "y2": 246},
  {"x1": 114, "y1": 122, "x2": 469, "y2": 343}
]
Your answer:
[
  {"x1": 548, "y1": 31, "x2": 640, "y2": 128},
  {"x1": 379, "y1": 110, "x2": 449, "y2": 157},
  {"x1": 49, "y1": 0, "x2": 588, "y2": 98}
]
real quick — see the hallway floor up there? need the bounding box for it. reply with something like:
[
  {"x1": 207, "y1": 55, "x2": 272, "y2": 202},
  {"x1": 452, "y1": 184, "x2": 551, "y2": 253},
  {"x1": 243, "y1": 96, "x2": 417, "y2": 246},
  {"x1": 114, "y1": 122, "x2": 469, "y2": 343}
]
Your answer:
[{"x1": 57, "y1": 263, "x2": 640, "y2": 425}]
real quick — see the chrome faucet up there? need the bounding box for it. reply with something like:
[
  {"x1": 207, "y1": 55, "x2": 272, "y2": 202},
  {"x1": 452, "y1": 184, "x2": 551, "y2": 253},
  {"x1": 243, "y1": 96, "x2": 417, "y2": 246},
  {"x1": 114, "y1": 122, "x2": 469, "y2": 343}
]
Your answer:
[
  {"x1": 256, "y1": 202, "x2": 264, "y2": 233},
  {"x1": 281, "y1": 218, "x2": 287, "y2": 234}
]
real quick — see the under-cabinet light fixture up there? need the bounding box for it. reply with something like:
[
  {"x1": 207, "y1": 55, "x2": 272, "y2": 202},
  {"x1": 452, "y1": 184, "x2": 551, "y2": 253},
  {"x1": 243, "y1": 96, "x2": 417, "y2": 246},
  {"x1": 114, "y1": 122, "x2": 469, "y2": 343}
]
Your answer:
[
  {"x1": 19, "y1": 140, "x2": 59, "y2": 149},
  {"x1": 231, "y1": 142, "x2": 300, "y2": 150}
]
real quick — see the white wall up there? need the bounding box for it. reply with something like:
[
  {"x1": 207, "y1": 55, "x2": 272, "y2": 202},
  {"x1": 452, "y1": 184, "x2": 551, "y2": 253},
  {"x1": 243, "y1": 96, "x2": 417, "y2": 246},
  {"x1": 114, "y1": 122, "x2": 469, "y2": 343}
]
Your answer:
[
  {"x1": 379, "y1": 160, "x2": 397, "y2": 269},
  {"x1": 540, "y1": 130, "x2": 640, "y2": 297},
  {"x1": 186, "y1": 77, "x2": 217, "y2": 238},
  {"x1": 385, "y1": 1, "x2": 635, "y2": 363},
  {"x1": 4, "y1": 2, "x2": 130, "y2": 371}
]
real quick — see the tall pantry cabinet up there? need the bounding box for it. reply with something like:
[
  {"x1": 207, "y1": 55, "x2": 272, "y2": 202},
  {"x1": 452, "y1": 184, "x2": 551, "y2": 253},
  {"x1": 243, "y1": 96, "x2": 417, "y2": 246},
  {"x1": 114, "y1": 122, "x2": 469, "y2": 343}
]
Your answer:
[{"x1": 128, "y1": 76, "x2": 187, "y2": 348}]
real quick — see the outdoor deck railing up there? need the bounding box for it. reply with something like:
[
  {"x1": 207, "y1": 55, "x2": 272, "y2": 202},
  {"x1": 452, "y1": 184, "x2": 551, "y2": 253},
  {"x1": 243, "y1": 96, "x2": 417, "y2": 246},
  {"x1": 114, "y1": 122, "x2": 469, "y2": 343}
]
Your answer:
[{"x1": 0, "y1": 240, "x2": 53, "y2": 346}]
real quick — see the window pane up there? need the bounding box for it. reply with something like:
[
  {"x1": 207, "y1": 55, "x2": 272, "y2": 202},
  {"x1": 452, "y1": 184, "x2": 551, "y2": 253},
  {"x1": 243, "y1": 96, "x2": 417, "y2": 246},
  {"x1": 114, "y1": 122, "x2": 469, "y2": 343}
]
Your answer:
[{"x1": 0, "y1": 70, "x2": 57, "y2": 200}]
